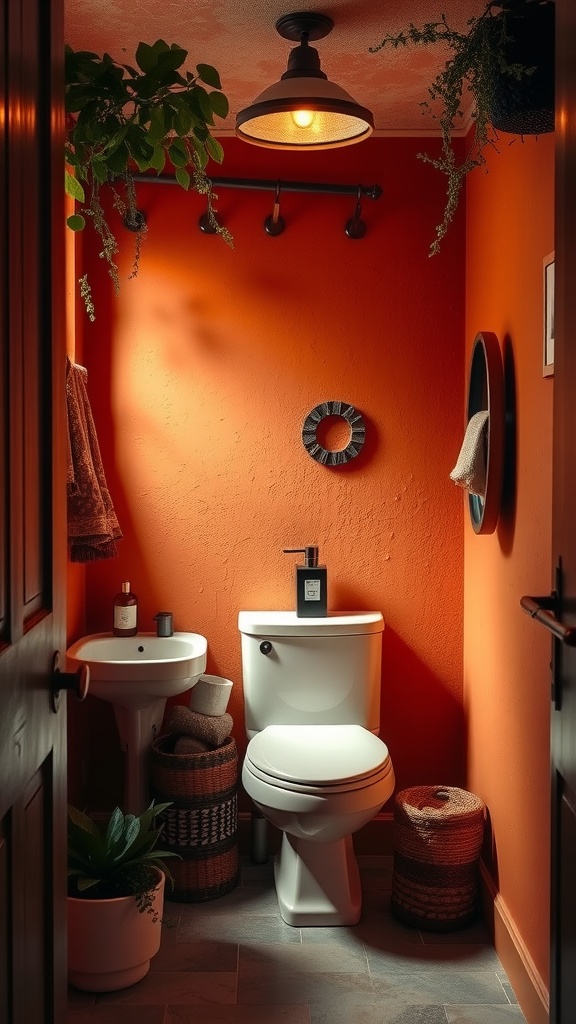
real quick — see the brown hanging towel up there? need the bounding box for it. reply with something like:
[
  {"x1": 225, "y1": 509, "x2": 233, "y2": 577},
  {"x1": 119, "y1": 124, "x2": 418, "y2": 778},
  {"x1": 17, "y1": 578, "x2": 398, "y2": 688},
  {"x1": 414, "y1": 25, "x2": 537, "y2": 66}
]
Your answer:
[{"x1": 66, "y1": 357, "x2": 122, "y2": 562}]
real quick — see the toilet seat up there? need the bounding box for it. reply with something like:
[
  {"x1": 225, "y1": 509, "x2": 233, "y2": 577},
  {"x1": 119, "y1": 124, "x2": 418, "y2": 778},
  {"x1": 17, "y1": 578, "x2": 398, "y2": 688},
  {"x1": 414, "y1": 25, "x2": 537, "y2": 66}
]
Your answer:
[{"x1": 245, "y1": 724, "x2": 392, "y2": 795}]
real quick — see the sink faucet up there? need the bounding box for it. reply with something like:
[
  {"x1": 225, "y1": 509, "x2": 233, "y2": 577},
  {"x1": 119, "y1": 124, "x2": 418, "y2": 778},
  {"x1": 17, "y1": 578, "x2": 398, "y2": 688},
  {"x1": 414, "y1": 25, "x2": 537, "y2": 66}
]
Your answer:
[{"x1": 154, "y1": 612, "x2": 174, "y2": 637}]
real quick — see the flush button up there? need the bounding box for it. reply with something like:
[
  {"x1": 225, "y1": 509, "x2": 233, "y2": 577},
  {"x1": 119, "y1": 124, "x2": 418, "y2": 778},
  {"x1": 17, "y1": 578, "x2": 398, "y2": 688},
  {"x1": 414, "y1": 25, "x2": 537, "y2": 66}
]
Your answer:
[{"x1": 260, "y1": 641, "x2": 272, "y2": 655}]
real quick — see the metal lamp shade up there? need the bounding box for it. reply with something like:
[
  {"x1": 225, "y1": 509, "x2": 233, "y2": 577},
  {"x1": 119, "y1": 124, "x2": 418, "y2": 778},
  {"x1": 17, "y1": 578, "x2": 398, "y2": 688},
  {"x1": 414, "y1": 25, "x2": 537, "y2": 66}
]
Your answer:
[{"x1": 235, "y1": 76, "x2": 374, "y2": 150}]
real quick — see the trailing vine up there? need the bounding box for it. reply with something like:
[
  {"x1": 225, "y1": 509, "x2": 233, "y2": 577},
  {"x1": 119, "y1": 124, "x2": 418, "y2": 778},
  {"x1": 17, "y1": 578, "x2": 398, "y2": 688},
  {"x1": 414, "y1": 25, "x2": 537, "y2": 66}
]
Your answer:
[
  {"x1": 65, "y1": 40, "x2": 233, "y2": 317},
  {"x1": 371, "y1": 1, "x2": 548, "y2": 254}
]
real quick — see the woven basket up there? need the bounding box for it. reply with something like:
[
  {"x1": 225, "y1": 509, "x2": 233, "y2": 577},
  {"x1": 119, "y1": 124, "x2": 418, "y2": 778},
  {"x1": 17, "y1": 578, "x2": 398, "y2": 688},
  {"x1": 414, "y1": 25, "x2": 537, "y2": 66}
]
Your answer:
[
  {"x1": 391, "y1": 786, "x2": 485, "y2": 932},
  {"x1": 149, "y1": 734, "x2": 240, "y2": 902}
]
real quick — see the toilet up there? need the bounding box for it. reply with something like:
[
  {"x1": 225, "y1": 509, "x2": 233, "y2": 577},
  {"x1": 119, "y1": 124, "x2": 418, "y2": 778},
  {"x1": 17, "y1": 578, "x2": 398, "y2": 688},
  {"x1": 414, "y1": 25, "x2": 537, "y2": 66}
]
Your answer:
[{"x1": 238, "y1": 610, "x2": 395, "y2": 926}]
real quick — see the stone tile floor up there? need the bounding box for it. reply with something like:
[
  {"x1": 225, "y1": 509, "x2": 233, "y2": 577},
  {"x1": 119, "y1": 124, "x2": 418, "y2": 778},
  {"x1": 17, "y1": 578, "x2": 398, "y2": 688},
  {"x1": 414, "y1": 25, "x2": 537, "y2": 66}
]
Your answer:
[{"x1": 67, "y1": 855, "x2": 527, "y2": 1024}]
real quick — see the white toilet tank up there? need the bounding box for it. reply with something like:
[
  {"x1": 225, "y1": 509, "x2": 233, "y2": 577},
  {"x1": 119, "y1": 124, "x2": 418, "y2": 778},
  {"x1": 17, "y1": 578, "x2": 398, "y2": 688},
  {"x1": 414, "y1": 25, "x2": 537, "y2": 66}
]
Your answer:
[{"x1": 238, "y1": 611, "x2": 384, "y2": 739}]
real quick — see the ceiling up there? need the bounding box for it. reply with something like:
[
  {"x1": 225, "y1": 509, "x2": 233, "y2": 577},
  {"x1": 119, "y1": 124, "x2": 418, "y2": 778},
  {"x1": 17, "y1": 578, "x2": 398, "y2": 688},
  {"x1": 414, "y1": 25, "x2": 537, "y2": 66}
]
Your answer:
[{"x1": 64, "y1": 0, "x2": 485, "y2": 135}]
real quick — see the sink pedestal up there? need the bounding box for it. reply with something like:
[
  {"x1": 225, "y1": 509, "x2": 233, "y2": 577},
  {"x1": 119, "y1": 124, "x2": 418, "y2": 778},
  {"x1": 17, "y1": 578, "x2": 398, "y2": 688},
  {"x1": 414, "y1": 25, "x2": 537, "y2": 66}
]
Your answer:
[
  {"x1": 65, "y1": 631, "x2": 208, "y2": 817},
  {"x1": 113, "y1": 700, "x2": 167, "y2": 814}
]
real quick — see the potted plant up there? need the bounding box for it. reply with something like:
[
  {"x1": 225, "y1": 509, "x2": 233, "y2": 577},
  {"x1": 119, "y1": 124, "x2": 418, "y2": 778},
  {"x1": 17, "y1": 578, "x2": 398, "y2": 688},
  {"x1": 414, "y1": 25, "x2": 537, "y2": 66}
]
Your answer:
[
  {"x1": 67, "y1": 801, "x2": 178, "y2": 992},
  {"x1": 65, "y1": 39, "x2": 233, "y2": 319},
  {"x1": 371, "y1": 0, "x2": 554, "y2": 254}
]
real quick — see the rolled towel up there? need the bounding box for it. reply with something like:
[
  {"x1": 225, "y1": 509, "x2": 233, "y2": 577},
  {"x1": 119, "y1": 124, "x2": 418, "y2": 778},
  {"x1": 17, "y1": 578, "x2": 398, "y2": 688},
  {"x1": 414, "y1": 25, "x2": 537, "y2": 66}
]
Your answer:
[
  {"x1": 450, "y1": 410, "x2": 489, "y2": 497},
  {"x1": 174, "y1": 736, "x2": 211, "y2": 755},
  {"x1": 166, "y1": 705, "x2": 233, "y2": 748}
]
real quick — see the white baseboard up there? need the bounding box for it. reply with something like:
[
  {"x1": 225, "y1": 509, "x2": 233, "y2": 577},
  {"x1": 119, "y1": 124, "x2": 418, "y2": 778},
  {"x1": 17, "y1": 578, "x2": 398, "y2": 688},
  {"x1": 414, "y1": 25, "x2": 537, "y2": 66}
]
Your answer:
[{"x1": 479, "y1": 860, "x2": 549, "y2": 1024}]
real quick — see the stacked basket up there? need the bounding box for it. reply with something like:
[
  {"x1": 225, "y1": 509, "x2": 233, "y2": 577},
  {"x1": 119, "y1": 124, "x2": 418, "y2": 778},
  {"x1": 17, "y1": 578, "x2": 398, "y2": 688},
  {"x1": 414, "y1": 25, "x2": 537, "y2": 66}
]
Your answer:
[
  {"x1": 391, "y1": 785, "x2": 485, "y2": 931},
  {"x1": 150, "y1": 730, "x2": 240, "y2": 902}
]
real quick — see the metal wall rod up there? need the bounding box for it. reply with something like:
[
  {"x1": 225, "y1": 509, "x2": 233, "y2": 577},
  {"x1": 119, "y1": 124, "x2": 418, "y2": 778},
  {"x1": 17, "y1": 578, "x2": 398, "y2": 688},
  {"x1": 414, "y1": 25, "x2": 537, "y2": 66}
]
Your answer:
[{"x1": 132, "y1": 173, "x2": 382, "y2": 201}]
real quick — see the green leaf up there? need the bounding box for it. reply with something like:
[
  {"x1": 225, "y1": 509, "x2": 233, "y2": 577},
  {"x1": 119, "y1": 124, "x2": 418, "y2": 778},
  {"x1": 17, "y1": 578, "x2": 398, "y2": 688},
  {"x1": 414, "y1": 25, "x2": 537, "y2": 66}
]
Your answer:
[
  {"x1": 66, "y1": 214, "x2": 86, "y2": 231},
  {"x1": 149, "y1": 145, "x2": 166, "y2": 173},
  {"x1": 168, "y1": 139, "x2": 188, "y2": 168},
  {"x1": 65, "y1": 85, "x2": 98, "y2": 113},
  {"x1": 173, "y1": 102, "x2": 193, "y2": 137},
  {"x1": 175, "y1": 166, "x2": 190, "y2": 190},
  {"x1": 209, "y1": 91, "x2": 229, "y2": 120},
  {"x1": 146, "y1": 105, "x2": 165, "y2": 145},
  {"x1": 65, "y1": 170, "x2": 85, "y2": 203},
  {"x1": 161, "y1": 101, "x2": 176, "y2": 134},
  {"x1": 196, "y1": 64, "x2": 221, "y2": 89},
  {"x1": 149, "y1": 801, "x2": 174, "y2": 818},
  {"x1": 123, "y1": 815, "x2": 140, "y2": 848},
  {"x1": 136, "y1": 42, "x2": 158, "y2": 73},
  {"x1": 191, "y1": 85, "x2": 214, "y2": 125},
  {"x1": 105, "y1": 139, "x2": 130, "y2": 174},
  {"x1": 105, "y1": 807, "x2": 124, "y2": 848},
  {"x1": 155, "y1": 45, "x2": 188, "y2": 73},
  {"x1": 205, "y1": 135, "x2": 224, "y2": 164},
  {"x1": 76, "y1": 876, "x2": 101, "y2": 892},
  {"x1": 126, "y1": 125, "x2": 154, "y2": 161},
  {"x1": 91, "y1": 160, "x2": 108, "y2": 184},
  {"x1": 68, "y1": 805, "x2": 100, "y2": 836}
]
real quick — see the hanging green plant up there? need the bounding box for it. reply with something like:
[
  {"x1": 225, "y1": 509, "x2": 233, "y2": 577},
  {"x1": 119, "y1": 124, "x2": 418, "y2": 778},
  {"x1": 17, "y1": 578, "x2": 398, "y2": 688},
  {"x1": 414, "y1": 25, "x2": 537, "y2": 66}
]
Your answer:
[
  {"x1": 65, "y1": 40, "x2": 233, "y2": 319},
  {"x1": 371, "y1": 0, "x2": 554, "y2": 255}
]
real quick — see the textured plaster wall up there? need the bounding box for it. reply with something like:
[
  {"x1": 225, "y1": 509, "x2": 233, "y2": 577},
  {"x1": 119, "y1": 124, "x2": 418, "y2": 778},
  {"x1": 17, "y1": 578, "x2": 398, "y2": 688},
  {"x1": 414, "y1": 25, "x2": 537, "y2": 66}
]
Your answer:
[
  {"x1": 69, "y1": 137, "x2": 465, "y2": 813},
  {"x1": 465, "y1": 132, "x2": 554, "y2": 992}
]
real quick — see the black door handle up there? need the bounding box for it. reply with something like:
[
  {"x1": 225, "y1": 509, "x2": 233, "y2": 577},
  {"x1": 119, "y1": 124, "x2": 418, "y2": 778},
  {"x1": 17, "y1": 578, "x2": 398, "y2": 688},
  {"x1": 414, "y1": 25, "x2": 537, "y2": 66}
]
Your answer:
[{"x1": 520, "y1": 593, "x2": 576, "y2": 646}]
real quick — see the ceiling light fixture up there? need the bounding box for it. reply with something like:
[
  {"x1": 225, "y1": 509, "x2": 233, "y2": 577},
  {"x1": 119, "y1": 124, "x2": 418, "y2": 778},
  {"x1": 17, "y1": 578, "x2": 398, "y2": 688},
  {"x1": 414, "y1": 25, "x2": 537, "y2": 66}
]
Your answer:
[{"x1": 235, "y1": 12, "x2": 374, "y2": 150}]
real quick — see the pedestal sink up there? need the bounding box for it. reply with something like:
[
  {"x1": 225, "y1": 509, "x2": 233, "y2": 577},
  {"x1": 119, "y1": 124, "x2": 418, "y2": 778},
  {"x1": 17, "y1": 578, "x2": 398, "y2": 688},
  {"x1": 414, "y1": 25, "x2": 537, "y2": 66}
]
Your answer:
[{"x1": 66, "y1": 632, "x2": 207, "y2": 813}]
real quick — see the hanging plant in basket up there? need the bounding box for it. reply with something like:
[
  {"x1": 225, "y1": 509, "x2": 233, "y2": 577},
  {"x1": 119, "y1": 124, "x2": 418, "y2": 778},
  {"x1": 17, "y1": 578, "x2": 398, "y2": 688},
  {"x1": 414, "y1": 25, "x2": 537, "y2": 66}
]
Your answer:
[
  {"x1": 371, "y1": 0, "x2": 555, "y2": 255},
  {"x1": 65, "y1": 40, "x2": 233, "y2": 319}
]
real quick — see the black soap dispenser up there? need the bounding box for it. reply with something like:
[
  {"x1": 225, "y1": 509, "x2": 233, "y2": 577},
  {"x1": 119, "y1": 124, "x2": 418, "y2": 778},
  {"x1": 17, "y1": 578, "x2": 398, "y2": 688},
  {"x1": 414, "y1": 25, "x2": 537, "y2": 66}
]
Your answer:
[{"x1": 283, "y1": 546, "x2": 328, "y2": 617}]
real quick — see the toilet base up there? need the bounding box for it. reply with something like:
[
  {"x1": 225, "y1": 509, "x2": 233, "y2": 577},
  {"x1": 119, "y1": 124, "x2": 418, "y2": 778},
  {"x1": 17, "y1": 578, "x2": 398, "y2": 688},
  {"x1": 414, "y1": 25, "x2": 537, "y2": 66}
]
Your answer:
[{"x1": 274, "y1": 832, "x2": 361, "y2": 926}]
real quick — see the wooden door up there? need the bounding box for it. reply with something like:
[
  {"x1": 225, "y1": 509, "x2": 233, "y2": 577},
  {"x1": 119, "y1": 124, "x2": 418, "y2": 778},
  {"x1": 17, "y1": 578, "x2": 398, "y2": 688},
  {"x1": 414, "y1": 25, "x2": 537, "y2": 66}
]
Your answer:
[
  {"x1": 0, "y1": 2, "x2": 67, "y2": 1023},
  {"x1": 549, "y1": 2, "x2": 576, "y2": 1021}
]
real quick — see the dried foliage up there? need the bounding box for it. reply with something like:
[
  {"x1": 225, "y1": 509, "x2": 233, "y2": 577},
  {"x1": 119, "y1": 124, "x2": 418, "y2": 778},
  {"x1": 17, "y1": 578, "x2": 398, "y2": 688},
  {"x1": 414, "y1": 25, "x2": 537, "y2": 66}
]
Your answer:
[{"x1": 371, "y1": 1, "x2": 541, "y2": 254}]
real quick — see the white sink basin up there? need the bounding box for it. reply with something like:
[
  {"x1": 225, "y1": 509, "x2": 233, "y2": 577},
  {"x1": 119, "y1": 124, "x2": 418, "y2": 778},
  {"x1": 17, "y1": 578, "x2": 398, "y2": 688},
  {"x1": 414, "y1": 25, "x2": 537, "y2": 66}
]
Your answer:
[
  {"x1": 66, "y1": 631, "x2": 207, "y2": 706},
  {"x1": 66, "y1": 631, "x2": 209, "y2": 814}
]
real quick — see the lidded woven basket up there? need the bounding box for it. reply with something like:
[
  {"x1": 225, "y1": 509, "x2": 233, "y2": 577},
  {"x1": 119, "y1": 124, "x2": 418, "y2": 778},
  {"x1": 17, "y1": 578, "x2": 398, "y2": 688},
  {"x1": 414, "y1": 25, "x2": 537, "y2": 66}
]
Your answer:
[
  {"x1": 391, "y1": 785, "x2": 485, "y2": 931},
  {"x1": 149, "y1": 734, "x2": 239, "y2": 902}
]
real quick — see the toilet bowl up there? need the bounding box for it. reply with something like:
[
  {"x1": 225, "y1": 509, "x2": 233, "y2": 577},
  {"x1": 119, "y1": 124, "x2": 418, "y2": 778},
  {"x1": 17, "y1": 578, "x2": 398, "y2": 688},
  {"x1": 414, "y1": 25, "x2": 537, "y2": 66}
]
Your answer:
[
  {"x1": 242, "y1": 723, "x2": 394, "y2": 925},
  {"x1": 238, "y1": 610, "x2": 395, "y2": 926}
]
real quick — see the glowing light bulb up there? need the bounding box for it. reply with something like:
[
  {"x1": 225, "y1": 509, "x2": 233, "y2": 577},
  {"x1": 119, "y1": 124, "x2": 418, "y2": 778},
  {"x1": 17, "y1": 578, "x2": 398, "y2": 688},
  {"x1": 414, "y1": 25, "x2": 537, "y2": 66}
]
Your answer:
[{"x1": 291, "y1": 109, "x2": 315, "y2": 129}]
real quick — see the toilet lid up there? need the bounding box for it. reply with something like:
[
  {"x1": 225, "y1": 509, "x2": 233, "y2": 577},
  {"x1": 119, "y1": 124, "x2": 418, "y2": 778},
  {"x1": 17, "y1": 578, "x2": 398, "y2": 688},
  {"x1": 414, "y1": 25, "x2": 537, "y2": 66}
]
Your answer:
[{"x1": 246, "y1": 724, "x2": 390, "y2": 787}]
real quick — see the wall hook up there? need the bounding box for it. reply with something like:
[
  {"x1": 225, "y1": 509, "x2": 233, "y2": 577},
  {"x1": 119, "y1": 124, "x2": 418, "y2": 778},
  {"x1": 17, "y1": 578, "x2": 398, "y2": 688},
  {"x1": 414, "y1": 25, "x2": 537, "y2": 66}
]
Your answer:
[
  {"x1": 199, "y1": 212, "x2": 217, "y2": 234},
  {"x1": 264, "y1": 183, "x2": 285, "y2": 236},
  {"x1": 122, "y1": 209, "x2": 147, "y2": 232},
  {"x1": 198, "y1": 200, "x2": 220, "y2": 234},
  {"x1": 344, "y1": 187, "x2": 366, "y2": 239}
]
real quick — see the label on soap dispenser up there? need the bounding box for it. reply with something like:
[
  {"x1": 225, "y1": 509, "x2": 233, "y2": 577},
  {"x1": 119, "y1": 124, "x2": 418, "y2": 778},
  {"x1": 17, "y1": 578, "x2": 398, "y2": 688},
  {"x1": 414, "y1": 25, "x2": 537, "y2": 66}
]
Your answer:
[
  {"x1": 114, "y1": 605, "x2": 137, "y2": 630},
  {"x1": 304, "y1": 579, "x2": 321, "y2": 601}
]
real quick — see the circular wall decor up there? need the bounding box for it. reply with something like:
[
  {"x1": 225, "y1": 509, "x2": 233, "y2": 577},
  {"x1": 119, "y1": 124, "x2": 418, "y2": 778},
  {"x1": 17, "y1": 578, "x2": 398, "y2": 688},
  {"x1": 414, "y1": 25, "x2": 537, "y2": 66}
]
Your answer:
[{"x1": 302, "y1": 401, "x2": 366, "y2": 466}]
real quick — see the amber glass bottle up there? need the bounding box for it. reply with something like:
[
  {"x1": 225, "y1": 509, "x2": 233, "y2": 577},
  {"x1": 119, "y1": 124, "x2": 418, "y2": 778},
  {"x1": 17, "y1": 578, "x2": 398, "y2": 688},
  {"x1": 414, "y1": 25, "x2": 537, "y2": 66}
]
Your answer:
[{"x1": 113, "y1": 581, "x2": 138, "y2": 637}]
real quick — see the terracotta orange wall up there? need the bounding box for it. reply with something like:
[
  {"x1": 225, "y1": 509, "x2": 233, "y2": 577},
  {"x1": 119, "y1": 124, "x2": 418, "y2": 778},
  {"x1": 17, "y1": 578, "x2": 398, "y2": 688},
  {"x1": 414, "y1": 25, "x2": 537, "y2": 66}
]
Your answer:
[
  {"x1": 465, "y1": 132, "x2": 554, "y2": 997},
  {"x1": 70, "y1": 137, "x2": 465, "y2": 812}
]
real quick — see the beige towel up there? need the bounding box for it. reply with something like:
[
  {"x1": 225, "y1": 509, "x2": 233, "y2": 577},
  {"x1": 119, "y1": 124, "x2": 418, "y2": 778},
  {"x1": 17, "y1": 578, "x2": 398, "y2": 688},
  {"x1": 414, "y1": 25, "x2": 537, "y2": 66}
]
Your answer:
[
  {"x1": 66, "y1": 358, "x2": 122, "y2": 561},
  {"x1": 450, "y1": 410, "x2": 489, "y2": 497},
  {"x1": 166, "y1": 705, "x2": 233, "y2": 748}
]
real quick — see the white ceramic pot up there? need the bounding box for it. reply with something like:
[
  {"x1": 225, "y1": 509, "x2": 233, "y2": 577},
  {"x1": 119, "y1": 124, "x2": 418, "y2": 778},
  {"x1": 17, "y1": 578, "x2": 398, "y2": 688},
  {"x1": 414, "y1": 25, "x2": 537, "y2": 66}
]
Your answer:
[
  {"x1": 68, "y1": 869, "x2": 165, "y2": 992},
  {"x1": 189, "y1": 673, "x2": 233, "y2": 716}
]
